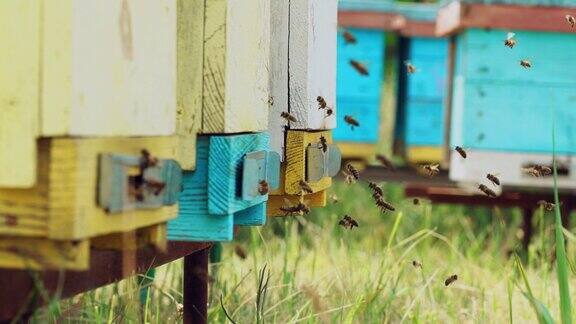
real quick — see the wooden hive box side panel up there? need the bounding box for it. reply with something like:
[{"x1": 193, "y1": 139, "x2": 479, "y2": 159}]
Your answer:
[
  {"x1": 0, "y1": 0, "x2": 41, "y2": 188},
  {"x1": 285, "y1": 131, "x2": 333, "y2": 194}
]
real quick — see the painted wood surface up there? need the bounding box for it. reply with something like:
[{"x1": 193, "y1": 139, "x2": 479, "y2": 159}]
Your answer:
[
  {"x1": 450, "y1": 28, "x2": 576, "y2": 154},
  {"x1": 267, "y1": 191, "x2": 327, "y2": 217},
  {"x1": 334, "y1": 29, "x2": 385, "y2": 144},
  {"x1": 336, "y1": 142, "x2": 378, "y2": 161},
  {"x1": 0, "y1": 1, "x2": 39, "y2": 188},
  {"x1": 0, "y1": 137, "x2": 179, "y2": 241},
  {"x1": 202, "y1": 0, "x2": 270, "y2": 133},
  {"x1": 0, "y1": 237, "x2": 90, "y2": 270},
  {"x1": 406, "y1": 146, "x2": 444, "y2": 163},
  {"x1": 176, "y1": 0, "x2": 204, "y2": 170},
  {"x1": 285, "y1": 131, "x2": 336, "y2": 194},
  {"x1": 91, "y1": 223, "x2": 167, "y2": 252},
  {"x1": 289, "y1": 0, "x2": 338, "y2": 130},
  {"x1": 41, "y1": 0, "x2": 177, "y2": 137},
  {"x1": 449, "y1": 150, "x2": 576, "y2": 189},
  {"x1": 269, "y1": 0, "x2": 290, "y2": 161}
]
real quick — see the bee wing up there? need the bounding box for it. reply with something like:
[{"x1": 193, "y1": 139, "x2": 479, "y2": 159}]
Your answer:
[{"x1": 506, "y1": 32, "x2": 515, "y2": 40}]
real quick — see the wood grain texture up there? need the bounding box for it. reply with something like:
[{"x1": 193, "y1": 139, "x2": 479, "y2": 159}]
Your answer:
[
  {"x1": 269, "y1": 0, "x2": 290, "y2": 161},
  {"x1": 0, "y1": 237, "x2": 90, "y2": 270},
  {"x1": 0, "y1": 137, "x2": 179, "y2": 241},
  {"x1": 0, "y1": 1, "x2": 40, "y2": 188},
  {"x1": 91, "y1": 223, "x2": 167, "y2": 252},
  {"x1": 267, "y1": 191, "x2": 326, "y2": 217},
  {"x1": 42, "y1": 0, "x2": 177, "y2": 137},
  {"x1": 289, "y1": 0, "x2": 338, "y2": 130},
  {"x1": 202, "y1": 0, "x2": 270, "y2": 133},
  {"x1": 234, "y1": 202, "x2": 267, "y2": 226},
  {"x1": 208, "y1": 133, "x2": 270, "y2": 215},
  {"x1": 176, "y1": 0, "x2": 203, "y2": 170},
  {"x1": 285, "y1": 130, "x2": 334, "y2": 194}
]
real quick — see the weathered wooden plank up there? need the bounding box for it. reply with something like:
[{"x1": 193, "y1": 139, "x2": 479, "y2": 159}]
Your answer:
[
  {"x1": 0, "y1": 237, "x2": 90, "y2": 271},
  {"x1": 269, "y1": 0, "x2": 290, "y2": 161},
  {"x1": 91, "y1": 223, "x2": 167, "y2": 252},
  {"x1": 0, "y1": 1, "x2": 40, "y2": 188},
  {"x1": 289, "y1": 0, "x2": 338, "y2": 130},
  {"x1": 202, "y1": 0, "x2": 270, "y2": 133},
  {"x1": 176, "y1": 0, "x2": 203, "y2": 170},
  {"x1": 42, "y1": 0, "x2": 177, "y2": 137}
]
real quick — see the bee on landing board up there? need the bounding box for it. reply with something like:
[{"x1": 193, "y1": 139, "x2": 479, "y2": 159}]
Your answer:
[
  {"x1": 478, "y1": 184, "x2": 497, "y2": 198},
  {"x1": 454, "y1": 146, "x2": 467, "y2": 159},
  {"x1": 445, "y1": 274, "x2": 458, "y2": 286},
  {"x1": 317, "y1": 96, "x2": 327, "y2": 109},
  {"x1": 349, "y1": 59, "x2": 369, "y2": 76},
  {"x1": 523, "y1": 165, "x2": 552, "y2": 177},
  {"x1": 258, "y1": 180, "x2": 269, "y2": 195},
  {"x1": 404, "y1": 61, "x2": 417, "y2": 74},
  {"x1": 319, "y1": 136, "x2": 328, "y2": 153},
  {"x1": 346, "y1": 163, "x2": 360, "y2": 181},
  {"x1": 342, "y1": 30, "x2": 357, "y2": 45},
  {"x1": 344, "y1": 115, "x2": 359, "y2": 129},
  {"x1": 486, "y1": 173, "x2": 500, "y2": 186},
  {"x1": 504, "y1": 32, "x2": 516, "y2": 48},
  {"x1": 421, "y1": 164, "x2": 440, "y2": 177},
  {"x1": 566, "y1": 15, "x2": 576, "y2": 28},
  {"x1": 339, "y1": 215, "x2": 359, "y2": 229},
  {"x1": 375, "y1": 154, "x2": 396, "y2": 171},
  {"x1": 325, "y1": 108, "x2": 334, "y2": 117},
  {"x1": 298, "y1": 180, "x2": 314, "y2": 194},
  {"x1": 520, "y1": 59, "x2": 532, "y2": 68},
  {"x1": 280, "y1": 111, "x2": 298, "y2": 123},
  {"x1": 280, "y1": 199, "x2": 310, "y2": 216}
]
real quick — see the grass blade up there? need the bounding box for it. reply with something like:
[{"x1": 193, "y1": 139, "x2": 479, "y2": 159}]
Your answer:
[{"x1": 514, "y1": 253, "x2": 555, "y2": 324}]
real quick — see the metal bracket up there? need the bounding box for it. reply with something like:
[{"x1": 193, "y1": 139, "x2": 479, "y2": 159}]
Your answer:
[
  {"x1": 98, "y1": 153, "x2": 182, "y2": 214},
  {"x1": 306, "y1": 143, "x2": 342, "y2": 182},
  {"x1": 242, "y1": 151, "x2": 281, "y2": 200}
]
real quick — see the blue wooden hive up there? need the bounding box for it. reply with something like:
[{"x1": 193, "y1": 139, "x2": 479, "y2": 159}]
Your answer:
[{"x1": 168, "y1": 133, "x2": 280, "y2": 241}]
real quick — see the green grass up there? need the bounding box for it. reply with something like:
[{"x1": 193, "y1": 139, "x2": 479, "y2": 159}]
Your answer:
[{"x1": 31, "y1": 181, "x2": 576, "y2": 323}]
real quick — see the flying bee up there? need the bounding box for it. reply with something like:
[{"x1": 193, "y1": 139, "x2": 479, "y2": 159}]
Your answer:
[
  {"x1": 346, "y1": 163, "x2": 360, "y2": 180},
  {"x1": 329, "y1": 193, "x2": 339, "y2": 204},
  {"x1": 319, "y1": 136, "x2": 328, "y2": 153},
  {"x1": 349, "y1": 59, "x2": 369, "y2": 76},
  {"x1": 375, "y1": 154, "x2": 396, "y2": 171},
  {"x1": 454, "y1": 146, "x2": 467, "y2": 159},
  {"x1": 413, "y1": 198, "x2": 420, "y2": 205},
  {"x1": 234, "y1": 244, "x2": 247, "y2": 259},
  {"x1": 421, "y1": 164, "x2": 440, "y2": 177},
  {"x1": 368, "y1": 181, "x2": 384, "y2": 197},
  {"x1": 280, "y1": 111, "x2": 298, "y2": 123},
  {"x1": 298, "y1": 180, "x2": 314, "y2": 194},
  {"x1": 375, "y1": 197, "x2": 395, "y2": 212},
  {"x1": 344, "y1": 115, "x2": 360, "y2": 129},
  {"x1": 504, "y1": 32, "x2": 516, "y2": 48},
  {"x1": 404, "y1": 61, "x2": 417, "y2": 74},
  {"x1": 566, "y1": 14, "x2": 576, "y2": 28},
  {"x1": 520, "y1": 59, "x2": 532, "y2": 68},
  {"x1": 486, "y1": 173, "x2": 500, "y2": 186},
  {"x1": 342, "y1": 170, "x2": 356, "y2": 184},
  {"x1": 339, "y1": 215, "x2": 359, "y2": 229},
  {"x1": 280, "y1": 199, "x2": 310, "y2": 216},
  {"x1": 412, "y1": 260, "x2": 423, "y2": 268},
  {"x1": 444, "y1": 274, "x2": 458, "y2": 286},
  {"x1": 317, "y1": 96, "x2": 327, "y2": 109},
  {"x1": 537, "y1": 200, "x2": 558, "y2": 211},
  {"x1": 478, "y1": 184, "x2": 497, "y2": 198},
  {"x1": 258, "y1": 180, "x2": 269, "y2": 195},
  {"x1": 342, "y1": 30, "x2": 357, "y2": 44}
]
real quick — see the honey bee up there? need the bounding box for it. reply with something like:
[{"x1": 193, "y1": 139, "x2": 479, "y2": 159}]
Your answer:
[
  {"x1": 444, "y1": 274, "x2": 458, "y2": 286},
  {"x1": 329, "y1": 193, "x2": 339, "y2": 204},
  {"x1": 325, "y1": 108, "x2": 334, "y2": 117},
  {"x1": 342, "y1": 30, "x2": 357, "y2": 44},
  {"x1": 478, "y1": 184, "x2": 497, "y2": 198},
  {"x1": 566, "y1": 14, "x2": 575, "y2": 28},
  {"x1": 375, "y1": 197, "x2": 395, "y2": 212},
  {"x1": 280, "y1": 199, "x2": 310, "y2": 216},
  {"x1": 268, "y1": 96, "x2": 274, "y2": 106},
  {"x1": 537, "y1": 200, "x2": 558, "y2": 211},
  {"x1": 486, "y1": 173, "x2": 500, "y2": 186},
  {"x1": 319, "y1": 136, "x2": 328, "y2": 153},
  {"x1": 317, "y1": 96, "x2": 327, "y2": 109},
  {"x1": 375, "y1": 154, "x2": 396, "y2": 171},
  {"x1": 412, "y1": 260, "x2": 422, "y2": 268},
  {"x1": 404, "y1": 61, "x2": 417, "y2": 74},
  {"x1": 368, "y1": 181, "x2": 384, "y2": 197},
  {"x1": 258, "y1": 180, "x2": 269, "y2": 195},
  {"x1": 339, "y1": 215, "x2": 359, "y2": 229},
  {"x1": 280, "y1": 111, "x2": 298, "y2": 123},
  {"x1": 349, "y1": 59, "x2": 369, "y2": 76},
  {"x1": 298, "y1": 180, "x2": 314, "y2": 194},
  {"x1": 454, "y1": 146, "x2": 467, "y2": 159},
  {"x1": 342, "y1": 170, "x2": 356, "y2": 184},
  {"x1": 504, "y1": 32, "x2": 516, "y2": 48},
  {"x1": 234, "y1": 244, "x2": 247, "y2": 259},
  {"x1": 413, "y1": 198, "x2": 420, "y2": 205},
  {"x1": 520, "y1": 59, "x2": 532, "y2": 68},
  {"x1": 344, "y1": 115, "x2": 360, "y2": 129},
  {"x1": 346, "y1": 163, "x2": 360, "y2": 181},
  {"x1": 523, "y1": 165, "x2": 552, "y2": 177},
  {"x1": 422, "y1": 164, "x2": 440, "y2": 177}
]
